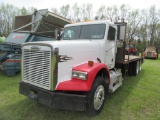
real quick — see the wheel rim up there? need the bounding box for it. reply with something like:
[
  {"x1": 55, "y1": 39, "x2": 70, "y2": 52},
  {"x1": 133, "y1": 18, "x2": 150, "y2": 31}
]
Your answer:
[
  {"x1": 94, "y1": 85, "x2": 105, "y2": 110},
  {"x1": 136, "y1": 61, "x2": 139, "y2": 74}
]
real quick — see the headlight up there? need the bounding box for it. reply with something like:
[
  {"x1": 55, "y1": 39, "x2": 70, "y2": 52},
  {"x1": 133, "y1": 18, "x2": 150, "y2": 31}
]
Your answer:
[
  {"x1": 72, "y1": 71, "x2": 88, "y2": 80},
  {"x1": 153, "y1": 52, "x2": 157, "y2": 57},
  {"x1": 153, "y1": 52, "x2": 157, "y2": 55}
]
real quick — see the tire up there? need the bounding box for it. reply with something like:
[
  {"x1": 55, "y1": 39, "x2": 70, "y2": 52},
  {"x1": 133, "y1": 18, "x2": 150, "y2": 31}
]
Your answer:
[
  {"x1": 139, "y1": 60, "x2": 142, "y2": 73},
  {"x1": 133, "y1": 61, "x2": 139, "y2": 76},
  {"x1": 86, "y1": 77, "x2": 108, "y2": 116}
]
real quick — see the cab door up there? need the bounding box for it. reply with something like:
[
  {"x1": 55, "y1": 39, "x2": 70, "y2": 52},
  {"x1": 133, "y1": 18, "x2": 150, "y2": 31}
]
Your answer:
[{"x1": 105, "y1": 26, "x2": 117, "y2": 69}]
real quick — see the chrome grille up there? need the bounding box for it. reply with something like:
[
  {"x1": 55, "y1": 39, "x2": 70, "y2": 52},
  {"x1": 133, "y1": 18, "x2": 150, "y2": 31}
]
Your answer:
[
  {"x1": 147, "y1": 52, "x2": 152, "y2": 57},
  {"x1": 23, "y1": 49, "x2": 51, "y2": 90}
]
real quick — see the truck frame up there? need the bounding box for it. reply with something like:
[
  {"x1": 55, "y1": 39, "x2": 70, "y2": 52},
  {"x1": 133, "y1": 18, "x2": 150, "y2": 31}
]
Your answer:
[{"x1": 19, "y1": 20, "x2": 143, "y2": 116}]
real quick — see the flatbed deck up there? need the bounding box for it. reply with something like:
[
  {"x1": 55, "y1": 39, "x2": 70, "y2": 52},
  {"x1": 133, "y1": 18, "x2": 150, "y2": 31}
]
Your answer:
[{"x1": 124, "y1": 55, "x2": 144, "y2": 64}]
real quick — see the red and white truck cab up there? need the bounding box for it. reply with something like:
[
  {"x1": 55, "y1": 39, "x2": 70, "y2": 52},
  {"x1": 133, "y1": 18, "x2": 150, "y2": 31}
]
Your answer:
[{"x1": 19, "y1": 20, "x2": 143, "y2": 116}]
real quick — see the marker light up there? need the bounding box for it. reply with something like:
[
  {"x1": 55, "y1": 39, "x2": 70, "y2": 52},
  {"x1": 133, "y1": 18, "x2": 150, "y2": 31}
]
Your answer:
[{"x1": 88, "y1": 61, "x2": 94, "y2": 66}]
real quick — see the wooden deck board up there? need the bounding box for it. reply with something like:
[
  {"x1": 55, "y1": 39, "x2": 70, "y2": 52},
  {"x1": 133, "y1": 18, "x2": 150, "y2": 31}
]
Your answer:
[{"x1": 124, "y1": 55, "x2": 143, "y2": 63}]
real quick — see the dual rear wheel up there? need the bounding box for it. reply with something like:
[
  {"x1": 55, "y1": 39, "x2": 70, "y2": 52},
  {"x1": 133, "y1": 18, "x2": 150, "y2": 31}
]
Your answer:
[{"x1": 133, "y1": 60, "x2": 142, "y2": 76}]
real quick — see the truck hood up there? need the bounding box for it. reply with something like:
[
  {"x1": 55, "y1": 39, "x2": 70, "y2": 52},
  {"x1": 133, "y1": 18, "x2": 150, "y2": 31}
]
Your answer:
[
  {"x1": 24, "y1": 40, "x2": 100, "y2": 85},
  {"x1": 29, "y1": 40, "x2": 100, "y2": 60}
]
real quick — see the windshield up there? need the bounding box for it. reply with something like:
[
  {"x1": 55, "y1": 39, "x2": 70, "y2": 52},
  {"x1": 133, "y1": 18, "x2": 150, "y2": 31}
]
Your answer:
[
  {"x1": 5, "y1": 32, "x2": 56, "y2": 45},
  {"x1": 145, "y1": 47, "x2": 156, "y2": 51},
  {"x1": 63, "y1": 24, "x2": 106, "y2": 40},
  {"x1": 5, "y1": 32, "x2": 30, "y2": 44}
]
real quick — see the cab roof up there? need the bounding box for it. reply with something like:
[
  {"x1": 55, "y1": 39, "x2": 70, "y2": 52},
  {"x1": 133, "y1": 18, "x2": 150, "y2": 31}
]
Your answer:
[{"x1": 65, "y1": 20, "x2": 115, "y2": 27}]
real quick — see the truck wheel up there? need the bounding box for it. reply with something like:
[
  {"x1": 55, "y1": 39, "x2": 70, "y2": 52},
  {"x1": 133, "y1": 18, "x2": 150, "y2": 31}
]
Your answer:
[
  {"x1": 139, "y1": 60, "x2": 142, "y2": 73},
  {"x1": 86, "y1": 77, "x2": 108, "y2": 116},
  {"x1": 133, "y1": 61, "x2": 139, "y2": 76}
]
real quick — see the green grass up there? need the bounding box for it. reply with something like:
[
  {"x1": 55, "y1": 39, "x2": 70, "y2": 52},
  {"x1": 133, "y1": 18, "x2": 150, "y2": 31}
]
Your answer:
[{"x1": 0, "y1": 58, "x2": 160, "y2": 120}]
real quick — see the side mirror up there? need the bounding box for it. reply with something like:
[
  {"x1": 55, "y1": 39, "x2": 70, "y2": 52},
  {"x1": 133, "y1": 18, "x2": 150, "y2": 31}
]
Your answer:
[
  {"x1": 115, "y1": 22, "x2": 127, "y2": 41},
  {"x1": 117, "y1": 25, "x2": 126, "y2": 40}
]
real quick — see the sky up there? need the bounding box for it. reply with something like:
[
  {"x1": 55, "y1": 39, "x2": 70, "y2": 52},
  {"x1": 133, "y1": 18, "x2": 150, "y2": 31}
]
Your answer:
[{"x1": 1, "y1": 0, "x2": 160, "y2": 11}]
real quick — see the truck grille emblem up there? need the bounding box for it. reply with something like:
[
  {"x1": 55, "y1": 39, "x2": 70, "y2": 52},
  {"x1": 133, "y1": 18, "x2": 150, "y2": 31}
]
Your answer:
[{"x1": 31, "y1": 46, "x2": 40, "y2": 50}]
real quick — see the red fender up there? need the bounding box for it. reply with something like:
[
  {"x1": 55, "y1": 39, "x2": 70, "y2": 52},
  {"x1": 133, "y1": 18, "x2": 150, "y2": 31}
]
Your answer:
[{"x1": 56, "y1": 62, "x2": 110, "y2": 91}]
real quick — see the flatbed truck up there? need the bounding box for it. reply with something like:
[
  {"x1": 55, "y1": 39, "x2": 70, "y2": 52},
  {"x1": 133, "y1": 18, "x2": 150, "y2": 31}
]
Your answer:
[{"x1": 19, "y1": 19, "x2": 143, "y2": 116}]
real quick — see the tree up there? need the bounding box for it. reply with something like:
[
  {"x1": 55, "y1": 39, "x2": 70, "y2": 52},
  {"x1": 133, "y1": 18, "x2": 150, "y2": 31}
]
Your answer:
[
  {"x1": 0, "y1": 3, "x2": 36, "y2": 36},
  {"x1": 155, "y1": 23, "x2": 160, "y2": 46},
  {"x1": 72, "y1": 3, "x2": 80, "y2": 22},
  {"x1": 119, "y1": 4, "x2": 130, "y2": 19},
  {"x1": 106, "y1": 5, "x2": 118, "y2": 22},
  {"x1": 86, "y1": 3, "x2": 93, "y2": 20},
  {"x1": 126, "y1": 9, "x2": 142, "y2": 42},
  {"x1": 51, "y1": 8, "x2": 59, "y2": 14},
  {"x1": 0, "y1": 3, "x2": 20, "y2": 35},
  {"x1": 80, "y1": 4, "x2": 88, "y2": 20},
  {"x1": 135, "y1": 9, "x2": 148, "y2": 46},
  {"x1": 148, "y1": 5, "x2": 160, "y2": 46},
  {"x1": 20, "y1": 7, "x2": 28, "y2": 15},
  {"x1": 96, "y1": 5, "x2": 106, "y2": 20},
  {"x1": 60, "y1": 4, "x2": 70, "y2": 18}
]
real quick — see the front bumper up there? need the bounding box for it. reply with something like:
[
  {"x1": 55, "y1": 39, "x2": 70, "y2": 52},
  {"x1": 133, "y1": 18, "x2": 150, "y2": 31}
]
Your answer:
[
  {"x1": 19, "y1": 81, "x2": 87, "y2": 111},
  {"x1": 144, "y1": 56, "x2": 157, "y2": 59}
]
